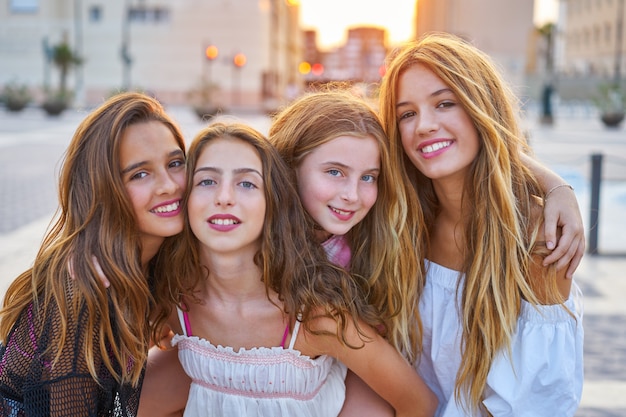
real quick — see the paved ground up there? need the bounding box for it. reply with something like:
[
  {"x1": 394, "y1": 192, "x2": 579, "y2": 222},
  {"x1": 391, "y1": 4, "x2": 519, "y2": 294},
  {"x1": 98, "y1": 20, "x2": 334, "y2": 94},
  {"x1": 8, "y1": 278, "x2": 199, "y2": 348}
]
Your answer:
[{"x1": 0, "y1": 102, "x2": 625, "y2": 416}]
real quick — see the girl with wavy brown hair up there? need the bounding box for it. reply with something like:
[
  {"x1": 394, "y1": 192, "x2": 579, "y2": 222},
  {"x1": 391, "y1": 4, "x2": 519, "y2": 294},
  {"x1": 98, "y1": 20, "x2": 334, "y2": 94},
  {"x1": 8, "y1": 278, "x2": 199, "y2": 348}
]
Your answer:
[
  {"x1": 143, "y1": 122, "x2": 437, "y2": 416},
  {"x1": 0, "y1": 92, "x2": 186, "y2": 417},
  {"x1": 377, "y1": 33, "x2": 584, "y2": 416}
]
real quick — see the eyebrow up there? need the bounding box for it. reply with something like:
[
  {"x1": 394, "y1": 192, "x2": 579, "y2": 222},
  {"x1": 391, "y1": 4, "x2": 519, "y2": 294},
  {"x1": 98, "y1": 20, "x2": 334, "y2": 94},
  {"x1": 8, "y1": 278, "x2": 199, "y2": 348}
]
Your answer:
[
  {"x1": 194, "y1": 166, "x2": 263, "y2": 178},
  {"x1": 321, "y1": 161, "x2": 380, "y2": 173},
  {"x1": 396, "y1": 88, "x2": 453, "y2": 108},
  {"x1": 121, "y1": 149, "x2": 184, "y2": 174}
]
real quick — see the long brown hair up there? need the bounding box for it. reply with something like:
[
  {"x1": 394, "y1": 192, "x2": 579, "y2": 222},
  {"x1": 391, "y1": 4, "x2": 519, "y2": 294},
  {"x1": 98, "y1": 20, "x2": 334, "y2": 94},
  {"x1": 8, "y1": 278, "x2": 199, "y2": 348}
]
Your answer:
[
  {"x1": 152, "y1": 122, "x2": 379, "y2": 347},
  {"x1": 0, "y1": 92, "x2": 186, "y2": 385},
  {"x1": 379, "y1": 33, "x2": 567, "y2": 413},
  {"x1": 268, "y1": 89, "x2": 426, "y2": 362}
]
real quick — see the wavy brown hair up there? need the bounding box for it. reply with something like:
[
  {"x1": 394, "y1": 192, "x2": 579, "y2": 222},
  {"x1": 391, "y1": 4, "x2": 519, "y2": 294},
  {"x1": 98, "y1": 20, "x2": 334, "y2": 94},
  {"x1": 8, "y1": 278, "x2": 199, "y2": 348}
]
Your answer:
[
  {"x1": 152, "y1": 122, "x2": 379, "y2": 347},
  {"x1": 0, "y1": 92, "x2": 186, "y2": 386},
  {"x1": 379, "y1": 33, "x2": 567, "y2": 413},
  {"x1": 267, "y1": 89, "x2": 426, "y2": 362}
]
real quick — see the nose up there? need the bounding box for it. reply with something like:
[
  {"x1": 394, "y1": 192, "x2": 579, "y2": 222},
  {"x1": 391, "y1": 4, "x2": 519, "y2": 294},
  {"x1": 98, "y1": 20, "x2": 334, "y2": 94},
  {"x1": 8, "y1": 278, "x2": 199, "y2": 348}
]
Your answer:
[
  {"x1": 156, "y1": 171, "x2": 181, "y2": 195},
  {"x1": 215, "y1": 183, "x2": 234, "y2": 206},
  {"x1": 341, "y1": 178, "x2": 359, "y2": 203},
  {"x1": 416, "y1": 108, "x2": 438, "y2": 136}
]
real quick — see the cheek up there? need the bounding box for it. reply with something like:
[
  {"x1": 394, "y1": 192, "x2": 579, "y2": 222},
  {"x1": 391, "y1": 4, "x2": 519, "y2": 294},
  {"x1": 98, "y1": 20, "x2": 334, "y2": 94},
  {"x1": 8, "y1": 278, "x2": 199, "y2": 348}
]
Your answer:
[
  {"x1": 362, "y1": 186, "x2": 378, "y2": 211},
  {"x1": 297, "y1": 175, "x2": 327, "y2": 212},
  {"x1": 173, "y1": 171, "x2": 187, "y2": 192}
]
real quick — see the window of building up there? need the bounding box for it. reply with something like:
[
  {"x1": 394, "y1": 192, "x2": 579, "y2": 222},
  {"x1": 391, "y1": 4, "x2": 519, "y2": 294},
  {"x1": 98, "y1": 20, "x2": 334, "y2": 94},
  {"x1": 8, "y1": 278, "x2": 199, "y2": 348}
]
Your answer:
[
  {"x1": 89, "y1": 5, "x2": 102, "y2": 22},
  {"x1": 10, "y1": 0, "x2": 38, "y2": 13},
  {"x1": 128, "y1": 6, "x2": 170, "y2": 23}
]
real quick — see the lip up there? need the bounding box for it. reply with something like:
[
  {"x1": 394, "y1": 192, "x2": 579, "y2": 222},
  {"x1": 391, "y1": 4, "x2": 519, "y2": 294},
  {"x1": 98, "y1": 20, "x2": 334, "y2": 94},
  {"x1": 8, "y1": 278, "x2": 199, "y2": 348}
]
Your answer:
[
  {"x1": 418, "y1": 139, "x2": 453, "y2": 159},
  {"x1": 150, "y1": 199, "x2": 182, "y2": 217},
  {"x1": 329, "y1": 205, "x2": 355, "y2": 221},
  {"x1": 207, "y1": 213, "x2": 241, "y2": 232}
]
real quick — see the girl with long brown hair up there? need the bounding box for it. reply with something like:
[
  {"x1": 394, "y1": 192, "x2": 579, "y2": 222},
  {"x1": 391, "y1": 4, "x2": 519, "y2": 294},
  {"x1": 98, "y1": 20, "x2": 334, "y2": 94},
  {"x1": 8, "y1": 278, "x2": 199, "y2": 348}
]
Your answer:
[{"x1": 0, "y1": 92, "x2": 186, "y2": 416}]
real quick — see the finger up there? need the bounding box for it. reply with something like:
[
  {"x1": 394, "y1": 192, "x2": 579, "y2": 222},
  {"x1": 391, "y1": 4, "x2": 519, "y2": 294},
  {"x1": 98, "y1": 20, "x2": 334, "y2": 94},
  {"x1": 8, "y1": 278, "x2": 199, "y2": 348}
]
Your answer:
[
  {"x1": 543, "y1": 210, "x2": 559, "y2": 251},
  {"x1": 565, "y1": 241, "x2": 585, "y2": 279},
  {"x1": 92, "y1": 256, "x2": 111, "y2": 288},
  {"x1": 543, "y1": 227, "x2": 574, "y2": 266}
]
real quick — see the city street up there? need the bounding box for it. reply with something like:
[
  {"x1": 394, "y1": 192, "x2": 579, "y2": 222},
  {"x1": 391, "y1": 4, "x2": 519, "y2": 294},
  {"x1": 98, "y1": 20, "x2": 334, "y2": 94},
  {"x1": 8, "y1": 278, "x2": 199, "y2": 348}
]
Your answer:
[{"x1": 0, "y1": 102, "x2": 625, "y2": 416}]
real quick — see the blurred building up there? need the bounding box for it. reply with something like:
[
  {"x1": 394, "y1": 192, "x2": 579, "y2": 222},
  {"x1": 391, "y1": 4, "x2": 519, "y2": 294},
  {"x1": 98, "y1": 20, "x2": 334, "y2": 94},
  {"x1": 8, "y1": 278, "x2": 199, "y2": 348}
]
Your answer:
[
  {"x1": 558, "y1": 0, "x2": 625, "y2": 79},
  {"x1": 0, "y1": 0, "x2": 302, "y2": 109},
  {"x1": 415, "y1": 0, "x2": 535, "y2": 95},
  {"x1": 302, "y1": 26, "x2": 388, "y2": 88}
]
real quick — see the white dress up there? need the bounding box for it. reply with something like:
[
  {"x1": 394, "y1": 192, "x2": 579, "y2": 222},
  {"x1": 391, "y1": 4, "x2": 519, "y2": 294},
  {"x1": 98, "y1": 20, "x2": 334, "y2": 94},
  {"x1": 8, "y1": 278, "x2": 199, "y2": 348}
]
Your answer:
[
  {"x1": 418, "y1": 260, "x2": 584, "y2": 417},
  {"x1": 171, "y1": 309, "x2": 347, "y2": 417}
]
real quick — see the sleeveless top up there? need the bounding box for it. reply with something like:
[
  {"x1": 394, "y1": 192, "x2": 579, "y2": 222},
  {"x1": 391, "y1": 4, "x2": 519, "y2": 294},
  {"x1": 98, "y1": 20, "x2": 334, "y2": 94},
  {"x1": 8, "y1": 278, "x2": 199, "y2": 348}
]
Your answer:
[
  {"x1": 171, "y1": 308, "x2": 347, "y2": 416},
  {"x1": 418, "y1": 260, "x2": 584, "y2": 416}
]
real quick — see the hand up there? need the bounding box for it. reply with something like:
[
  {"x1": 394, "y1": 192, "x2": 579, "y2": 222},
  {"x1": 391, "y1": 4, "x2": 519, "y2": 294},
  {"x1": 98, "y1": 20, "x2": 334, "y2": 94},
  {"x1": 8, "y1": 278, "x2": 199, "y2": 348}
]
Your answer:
[
  {"x1": 67, "y1": 256, "x2": 110, "y2": 288},
  {"x1": 542, "y1": 186, "x2": 585, "y2": 278}
]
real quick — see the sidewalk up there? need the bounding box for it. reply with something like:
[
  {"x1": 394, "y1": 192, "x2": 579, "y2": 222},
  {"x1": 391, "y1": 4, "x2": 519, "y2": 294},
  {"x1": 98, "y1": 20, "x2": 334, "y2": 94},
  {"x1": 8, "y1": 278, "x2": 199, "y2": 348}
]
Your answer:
[{"x1": 1, "y1": 103, "x2": 625, "y2": 416}]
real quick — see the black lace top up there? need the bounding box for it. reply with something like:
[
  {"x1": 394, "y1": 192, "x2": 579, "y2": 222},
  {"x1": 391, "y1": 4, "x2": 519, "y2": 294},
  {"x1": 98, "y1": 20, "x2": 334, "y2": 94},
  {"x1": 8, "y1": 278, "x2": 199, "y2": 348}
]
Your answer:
[{"x1": 0, "y1": 300, "x2": 143, "y2": 416}]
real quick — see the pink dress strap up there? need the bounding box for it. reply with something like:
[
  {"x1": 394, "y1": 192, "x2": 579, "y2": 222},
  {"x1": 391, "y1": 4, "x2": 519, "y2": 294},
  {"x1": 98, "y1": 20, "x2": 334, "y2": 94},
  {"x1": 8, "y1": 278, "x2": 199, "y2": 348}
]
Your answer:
[
  {"x1": 279, "y1": 323, "x2": 290, "y2": 348},
  {"x1": 176, "y1": 306, "x2": 193, "y2": 337}
]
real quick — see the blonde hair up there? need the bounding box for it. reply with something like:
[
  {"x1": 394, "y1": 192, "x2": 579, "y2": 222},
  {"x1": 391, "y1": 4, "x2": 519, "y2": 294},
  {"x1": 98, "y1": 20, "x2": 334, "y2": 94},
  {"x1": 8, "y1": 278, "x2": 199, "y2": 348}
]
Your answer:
[
  {"x1": 379, "y1": 33, "x2": 566, "y2": 413},
  {"x1": 268, "y1": 88, "x2": 425, "y2": 362}
]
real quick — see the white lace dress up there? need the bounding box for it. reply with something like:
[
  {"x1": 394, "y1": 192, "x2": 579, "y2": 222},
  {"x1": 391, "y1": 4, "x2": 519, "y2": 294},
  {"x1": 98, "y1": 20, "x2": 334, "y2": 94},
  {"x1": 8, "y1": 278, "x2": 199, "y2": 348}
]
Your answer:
[{"x1": 171, "y1": 309, "x2": 347, "y2": 417}]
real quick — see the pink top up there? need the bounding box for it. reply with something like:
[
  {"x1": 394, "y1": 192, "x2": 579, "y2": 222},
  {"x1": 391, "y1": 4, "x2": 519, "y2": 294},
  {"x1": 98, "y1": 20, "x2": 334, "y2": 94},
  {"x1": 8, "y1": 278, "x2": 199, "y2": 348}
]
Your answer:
[{"x1": 321, "y1": 235, "x2": 351, "y2": 269}]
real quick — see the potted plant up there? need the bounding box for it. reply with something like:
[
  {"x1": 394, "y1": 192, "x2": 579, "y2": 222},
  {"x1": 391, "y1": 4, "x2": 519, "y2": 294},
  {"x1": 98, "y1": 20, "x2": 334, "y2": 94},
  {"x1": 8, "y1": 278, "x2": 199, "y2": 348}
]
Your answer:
[
  {"x1": 188, "y1": 78, "x2": 224, "y2": 120},
  {"x1": 593, "y1": 83, "x2": 625, "y2": 128},
  {"x1": 42, "y1": 39, "x2": 82, "y2": 116},
  {"x1": 2, "y1": 80, "x2": 32, "y2": 112}
]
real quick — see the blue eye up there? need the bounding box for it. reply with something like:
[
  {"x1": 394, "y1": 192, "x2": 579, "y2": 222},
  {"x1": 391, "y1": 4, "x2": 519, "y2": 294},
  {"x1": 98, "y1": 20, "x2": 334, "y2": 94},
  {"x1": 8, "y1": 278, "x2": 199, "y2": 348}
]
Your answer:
[
  {"x1": 362, "y1": 174, "x2": 376, "y2": 183},
  {"x1": 327, "y1": 169, "x2": 341, "y2": 177},
  {"x1": 198, "y1": 179, "x2": 216, "y2": 186},
  {"x1": 239, "y1": 181, "x2": 257, "y2": 189}
]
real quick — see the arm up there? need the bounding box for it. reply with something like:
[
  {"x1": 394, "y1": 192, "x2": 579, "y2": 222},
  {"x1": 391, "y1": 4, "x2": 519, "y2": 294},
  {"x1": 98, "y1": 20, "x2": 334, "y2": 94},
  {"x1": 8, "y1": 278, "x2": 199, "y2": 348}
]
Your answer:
[
  {"x1": 339, "y1": 370, "x2": 394, "y2": 417},
  {"x1": 138, "y1": 316, "x2": 190, "y2": 417},
  {"x1": 302, "y1": 316, "x2": 437, "y2": 417},
  {"x1": 522, "y1": 154, "x2": 584, "y2": 278}
]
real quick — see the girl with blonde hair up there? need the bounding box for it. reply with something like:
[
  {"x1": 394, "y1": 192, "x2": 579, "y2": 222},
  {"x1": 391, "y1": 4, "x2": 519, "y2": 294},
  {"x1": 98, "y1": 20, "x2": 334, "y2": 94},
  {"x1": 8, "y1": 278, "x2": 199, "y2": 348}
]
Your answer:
[{"x1": 377, "y1": 33, "x2": 584, "y2": 416}]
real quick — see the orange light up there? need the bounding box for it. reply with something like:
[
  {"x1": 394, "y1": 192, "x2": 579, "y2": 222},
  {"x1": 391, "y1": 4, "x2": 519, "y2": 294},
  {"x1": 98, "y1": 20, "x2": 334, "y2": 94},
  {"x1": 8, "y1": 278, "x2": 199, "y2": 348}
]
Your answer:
[
  {"x1": 205, "y1": 45, "x2": 219, "y2": 60},
  {"x1": 311, "y1": 63, "x2": 324, "y2": 76},
  {"x1": 233, "y1": 53, "x2": 247, "y2": 68},
  {"x1": 285, "y1": 0, "x2": 299, "y2": 5},
  {"x1": 378, "y1": 64, "x2": 387, "y2": 77},
  {"x1": 298, "y1": 61, "x2": 311, "y2": 74}
]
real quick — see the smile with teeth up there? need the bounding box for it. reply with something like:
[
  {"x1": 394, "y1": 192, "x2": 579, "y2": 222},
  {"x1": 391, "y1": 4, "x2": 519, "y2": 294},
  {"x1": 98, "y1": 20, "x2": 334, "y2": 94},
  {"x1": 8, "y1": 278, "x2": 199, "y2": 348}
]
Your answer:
[
  {"x1": 421, "y1": 140, "x2": 452, "y2": 154},
  {"x1": 330, "y1": 206, "x2": 351, "y2": 216},
  {"x1": 210, "y1": 218, "x2": 240, "y2": 226},
  {"x1": 151, "y1": 201, "x2": 180, "y2": 213}
]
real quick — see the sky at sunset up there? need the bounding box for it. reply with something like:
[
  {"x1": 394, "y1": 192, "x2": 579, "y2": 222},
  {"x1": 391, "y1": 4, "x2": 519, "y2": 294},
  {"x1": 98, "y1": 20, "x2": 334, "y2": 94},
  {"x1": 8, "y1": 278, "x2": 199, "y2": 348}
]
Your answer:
[{"x1": 299, "y1": 0, "x2": 559, "y2": 50}]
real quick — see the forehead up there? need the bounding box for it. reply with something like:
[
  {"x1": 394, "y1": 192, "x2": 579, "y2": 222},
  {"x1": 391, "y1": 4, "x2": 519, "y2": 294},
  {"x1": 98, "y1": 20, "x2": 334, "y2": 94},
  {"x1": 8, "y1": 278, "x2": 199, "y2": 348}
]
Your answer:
[
  {"x1": 196, "y1": 137, "x2": 262, "y2": 170},
  {"x1": 119, "y1": 121, "x2": 179, "y2": 161},
  {"x1": 304, "y1": 135, "x2": 380, "y2": 165}
]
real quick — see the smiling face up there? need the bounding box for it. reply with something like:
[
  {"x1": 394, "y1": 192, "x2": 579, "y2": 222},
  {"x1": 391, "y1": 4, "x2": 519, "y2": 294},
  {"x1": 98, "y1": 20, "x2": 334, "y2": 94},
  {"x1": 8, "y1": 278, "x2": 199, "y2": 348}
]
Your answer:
[
  {"x1": 295, "y1": 135, "x2": 379, "y2": 240},
  {"x1": 119, "y1": 121, "x2": 186, "y2": 250},
  {"x1": 188, "y1": 137, "x2": 266, "y2": 257},
  {"x1": 396, "y1": 63, "x2": 480, "y2": 184}
]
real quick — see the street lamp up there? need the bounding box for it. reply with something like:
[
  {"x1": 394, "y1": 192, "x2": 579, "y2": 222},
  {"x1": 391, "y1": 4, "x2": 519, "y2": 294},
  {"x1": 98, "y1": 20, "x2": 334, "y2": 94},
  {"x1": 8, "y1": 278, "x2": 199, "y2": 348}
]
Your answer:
[{"x1": 232, "y1": 52, "x2": 246, "y2": 106}]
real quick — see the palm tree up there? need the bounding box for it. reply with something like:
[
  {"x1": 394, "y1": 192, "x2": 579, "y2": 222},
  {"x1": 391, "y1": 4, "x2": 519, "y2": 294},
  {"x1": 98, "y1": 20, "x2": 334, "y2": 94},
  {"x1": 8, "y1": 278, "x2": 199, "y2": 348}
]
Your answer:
[
  {"x1": 51, "y1": 41, "x2": 82, "y2": 96},
  {"x1": 43, "y1": 39, "x2": 82, "y2": 115}
]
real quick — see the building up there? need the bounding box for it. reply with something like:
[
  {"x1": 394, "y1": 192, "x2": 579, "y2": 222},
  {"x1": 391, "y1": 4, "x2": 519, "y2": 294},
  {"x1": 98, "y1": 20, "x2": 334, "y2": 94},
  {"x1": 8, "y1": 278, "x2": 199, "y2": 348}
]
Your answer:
[
  {"x1": 559, "y1": 0, "x2": 625, "y2": 79},
  {"x1": 303, "y1": 26, "x2": 388, "y2": 89},
  {"x1": 415, "y1": 0, "x2": 536, "y2": 96},
  {"x1": 0, "y1": 0, "x2": 302, "y2": 109}
]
